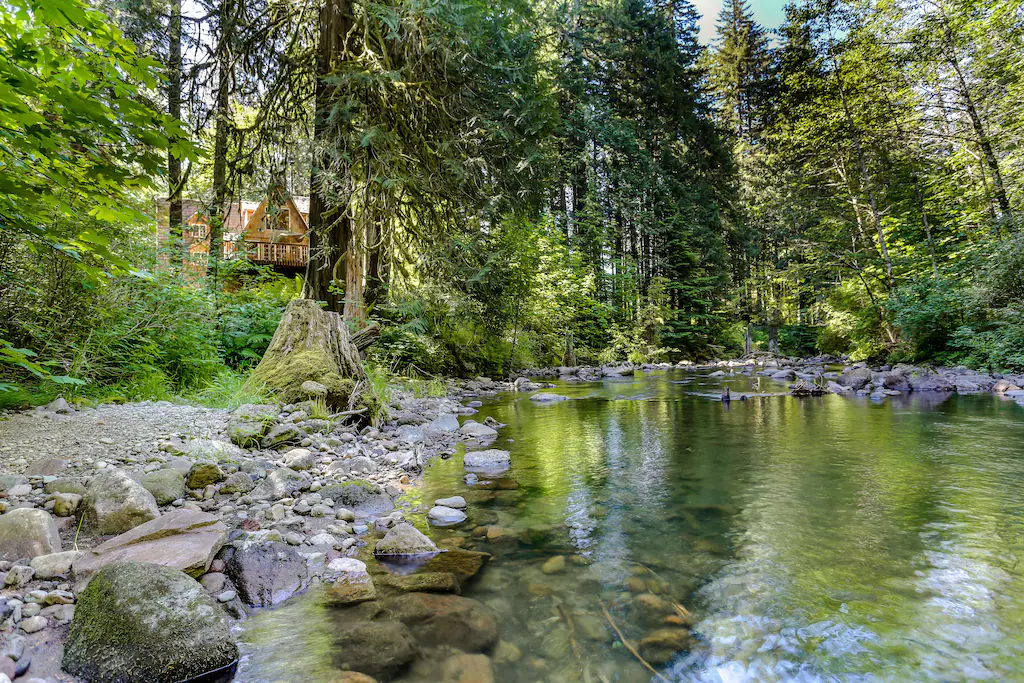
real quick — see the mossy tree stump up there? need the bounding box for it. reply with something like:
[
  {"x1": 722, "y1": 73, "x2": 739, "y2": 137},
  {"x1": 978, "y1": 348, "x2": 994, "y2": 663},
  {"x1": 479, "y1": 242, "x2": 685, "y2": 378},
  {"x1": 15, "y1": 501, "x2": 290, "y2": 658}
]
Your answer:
[{"x1": 249, "y1": 299, "x2": 367, "y2": 409}]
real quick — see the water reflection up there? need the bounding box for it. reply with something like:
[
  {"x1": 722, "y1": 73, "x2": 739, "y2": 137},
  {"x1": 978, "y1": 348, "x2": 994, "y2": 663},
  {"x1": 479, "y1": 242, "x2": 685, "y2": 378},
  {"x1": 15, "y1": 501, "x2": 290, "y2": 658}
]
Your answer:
[{"x1": 238, "y1": 370, "x2": 1024, "y2": 683}]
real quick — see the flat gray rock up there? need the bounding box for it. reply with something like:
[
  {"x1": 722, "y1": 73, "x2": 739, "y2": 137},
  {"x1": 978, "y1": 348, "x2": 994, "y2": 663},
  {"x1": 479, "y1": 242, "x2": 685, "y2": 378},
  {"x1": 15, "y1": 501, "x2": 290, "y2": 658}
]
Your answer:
[{"x1": 463, "y1": 449, "x2": 511, "y2": 474}]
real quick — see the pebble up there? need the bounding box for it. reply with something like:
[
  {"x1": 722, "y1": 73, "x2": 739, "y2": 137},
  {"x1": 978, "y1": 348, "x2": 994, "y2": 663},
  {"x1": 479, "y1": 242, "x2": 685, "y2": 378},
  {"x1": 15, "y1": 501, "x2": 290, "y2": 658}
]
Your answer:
[{"x1": 217, "y1": 590, "x2": 237, "y2": 603}]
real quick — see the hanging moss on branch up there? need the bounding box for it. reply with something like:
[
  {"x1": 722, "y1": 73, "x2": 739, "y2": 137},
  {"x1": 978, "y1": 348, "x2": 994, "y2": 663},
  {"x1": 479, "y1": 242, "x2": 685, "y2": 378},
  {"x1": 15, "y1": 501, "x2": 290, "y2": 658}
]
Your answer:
[{"x1": 248, "y1": 299, "x2": 380, "y2": 416}]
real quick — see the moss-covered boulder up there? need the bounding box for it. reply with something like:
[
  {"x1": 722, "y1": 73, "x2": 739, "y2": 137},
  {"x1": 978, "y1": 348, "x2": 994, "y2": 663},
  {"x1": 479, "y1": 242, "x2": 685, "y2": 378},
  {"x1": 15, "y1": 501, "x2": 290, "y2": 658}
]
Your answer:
[
  {"x1": 320, "y1": 480, "x2": 393, "y2": 515},
  {"x1": 62, "y1": 561, "x2": 238, "y2": 682},
  {"x1": 186, "y1": 462, "x2": 226, "y2": 489}
]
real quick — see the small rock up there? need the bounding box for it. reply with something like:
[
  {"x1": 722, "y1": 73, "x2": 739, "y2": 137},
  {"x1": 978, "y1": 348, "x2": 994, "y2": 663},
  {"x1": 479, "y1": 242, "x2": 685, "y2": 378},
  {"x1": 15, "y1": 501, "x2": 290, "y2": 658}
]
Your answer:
[
  {"x1": 19, "y1": 616, "x2": 46, "y2": 634},
  {"x1": 186, "y1": 462, "x2": 225, "y2": 489},
  {"x1": 428, "y1": 506, "x2": 467, "y2": 527},
  {"x1": 435, "y1": 496, "x2": 467, "y2": 509},
  {"x1": 541, "y1": 555, "x2": 565, "y2": 575},
  {"x1": 442, "y1": 653, "x2": 494, "y2": 683},
  {"x1": 51, "y1": 492, "x2": 83, "y2": 517},
  {"x1": 29, "y1": 550, "x2": 81, "y2": 579},
  {"x1": 375, "y1": 523, "x2": 438, "y2": 556}
]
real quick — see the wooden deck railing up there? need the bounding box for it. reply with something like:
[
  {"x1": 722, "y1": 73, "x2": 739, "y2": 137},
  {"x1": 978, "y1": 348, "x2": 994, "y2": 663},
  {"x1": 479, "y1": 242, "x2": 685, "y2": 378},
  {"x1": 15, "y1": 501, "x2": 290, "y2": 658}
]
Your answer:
[{"x1": 223, "y1": 241, "x2": 308, "y2": 267}]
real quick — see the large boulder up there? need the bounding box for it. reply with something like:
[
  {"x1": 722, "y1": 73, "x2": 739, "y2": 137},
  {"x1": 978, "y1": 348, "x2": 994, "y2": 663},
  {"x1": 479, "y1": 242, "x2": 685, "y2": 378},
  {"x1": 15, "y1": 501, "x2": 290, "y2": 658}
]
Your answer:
[
  {"x1": 380, "y1": 593, "x2": 499, "y2": 652},
  {"x1": 249, "y1": 468, "x2": 306, "y2": 502},
  {"x1": 463, "y1": 450, "x2": 511, "y2": 474},
  {"x1": 225, "y1": 540, "x2": 309, "y2": 607},
  {"x1": 319, "y1": 481, "x2": 393, "y2": 515},
  {"x1": 839, "y1": 367, "x2": 874, "y2": 390},
  {"x1": 0, "y1": 509, "x2": 61, "y2": 561},
  {"x1": 62, "y1": 561, "x2": 238, "y2": 683},
  {"x1": 140, "y1": 469, "x2": 186, "y2": 505},
  {"x1": 330, "y1": 620, "x2": 418, "y2": 680},
  {"x1": 909, "y1": 374, "x2": 955, "y2": 392},
  {"x1": 83, "y1": 469, "x2": 160, "y2": 535},
  {"x1": 72, "y1": 510, "x2": 228, "y2": 587},
  {"x1": 882, "y1": 371, "x2": 911, "y2": 391},
  {"x1": 375, "y1": 523, "x2": 438, "y2": 556}
]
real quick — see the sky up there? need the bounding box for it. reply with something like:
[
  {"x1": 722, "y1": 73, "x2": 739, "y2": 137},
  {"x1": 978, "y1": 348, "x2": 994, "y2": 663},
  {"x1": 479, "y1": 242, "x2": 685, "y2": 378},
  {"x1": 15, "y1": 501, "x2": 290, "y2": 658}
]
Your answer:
[{"x1": 693, "y1": 0, "x2": 789, "y2": 43}]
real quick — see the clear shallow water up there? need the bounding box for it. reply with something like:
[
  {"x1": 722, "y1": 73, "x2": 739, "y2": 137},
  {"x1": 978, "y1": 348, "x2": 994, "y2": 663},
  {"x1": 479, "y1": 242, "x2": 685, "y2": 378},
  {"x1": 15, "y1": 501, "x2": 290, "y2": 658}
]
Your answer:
[{"x1": 239, "y1": 369, "x2": 1024, "y2": 682}]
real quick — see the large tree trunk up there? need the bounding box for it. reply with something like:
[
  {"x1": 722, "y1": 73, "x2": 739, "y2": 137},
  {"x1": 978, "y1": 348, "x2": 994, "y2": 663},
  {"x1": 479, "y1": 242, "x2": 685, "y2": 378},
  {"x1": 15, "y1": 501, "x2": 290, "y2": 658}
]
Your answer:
[
  {"x1": 303, "y1": 0, "x2": 353, "y2": 313},
  {"x1": 209, "y1": 0, "x2": 234, "y2": 285},
  {"x1": 167, "y1": 0, "x2": 183, "y2": 267},
  {"x1": 249, "y1": 299, "x2": 368, "y2": 409}
]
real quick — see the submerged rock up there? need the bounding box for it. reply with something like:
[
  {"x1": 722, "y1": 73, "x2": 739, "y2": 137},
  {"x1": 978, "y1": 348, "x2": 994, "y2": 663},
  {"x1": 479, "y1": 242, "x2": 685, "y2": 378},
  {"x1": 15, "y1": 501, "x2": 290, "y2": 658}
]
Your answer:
[
  {"x1": 442, "y1": 653, "x2": 495, "y2": 683},
  {"x1": 331, "y1": 620, "x2": 418, "y2": 681},
  {"x1": 375, "y1": 571, "x2": 461, "y2": 594},
  {"x1": 638, "y1": 627, "x2": 692, "y2": 664},
  {"x1": 225, "y1": 539, "x2": 309, "y2": 607},
  {"x1": 529, "y1": 393, "x2": 569, "y2": 403},
  {"x1": 380, "y1": 592, "x2": 499, "y2": 652},
  {"x1": 62, "y1": 561, "x2": 238, "y2": 683},
  {"x1": 0, "y1": 508, "x2": 61, "y2": 561}
]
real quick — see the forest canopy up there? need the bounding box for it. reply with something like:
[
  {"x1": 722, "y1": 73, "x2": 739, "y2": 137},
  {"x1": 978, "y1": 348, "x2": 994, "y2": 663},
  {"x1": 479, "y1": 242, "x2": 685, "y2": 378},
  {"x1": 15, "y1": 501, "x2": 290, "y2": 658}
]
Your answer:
[{"x1": 1, "y1": 0, "x2": 1022, "y2": 404}]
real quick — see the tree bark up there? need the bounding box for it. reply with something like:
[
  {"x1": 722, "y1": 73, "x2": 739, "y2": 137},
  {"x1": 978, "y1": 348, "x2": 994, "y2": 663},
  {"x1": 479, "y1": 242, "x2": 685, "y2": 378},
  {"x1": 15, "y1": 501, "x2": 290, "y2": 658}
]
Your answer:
[
  {"x1": 304, "y1": 0, "x2": 354, "y2": 313},
  {"x1": 167, "y1": 0, "x2": 183, "y2": 267},
  {"x1": 364, "y1": 219, "x2": 387, "y2": 313},
  {"x1": 209, "y1": 0, "x2": 234, "y2": 285},
  {"x1": 937, "y1": 7, "x2": 1013, "y2": 228}
]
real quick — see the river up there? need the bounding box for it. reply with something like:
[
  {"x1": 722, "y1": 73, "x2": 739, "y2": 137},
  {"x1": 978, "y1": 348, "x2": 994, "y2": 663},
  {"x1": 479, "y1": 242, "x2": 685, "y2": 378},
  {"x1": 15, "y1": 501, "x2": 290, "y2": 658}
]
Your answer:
[{"x1": 238, "y1": 368, "x2": 1024, "y2": 682}]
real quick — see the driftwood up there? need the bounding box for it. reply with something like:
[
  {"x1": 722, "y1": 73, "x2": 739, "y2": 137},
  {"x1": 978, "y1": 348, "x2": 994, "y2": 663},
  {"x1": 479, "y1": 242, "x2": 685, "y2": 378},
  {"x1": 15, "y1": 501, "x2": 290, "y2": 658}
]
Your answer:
[
  {"x1": 599, "y1": 600, "x2": 669, "y2": 683},
  {"x1": 351, "y1": 323, "x2": 380, "y2": 353}
]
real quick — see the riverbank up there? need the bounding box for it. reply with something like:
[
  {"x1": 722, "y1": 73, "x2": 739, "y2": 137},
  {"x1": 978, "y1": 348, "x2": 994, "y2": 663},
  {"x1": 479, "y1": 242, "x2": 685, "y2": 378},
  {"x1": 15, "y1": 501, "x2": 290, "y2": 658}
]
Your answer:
[
  {"x1": 1, "y1": 358, "x2": 1021, "y2": 682},
  {"x1": 0, "y1": 378, "x2": 522, "y2": 682}
]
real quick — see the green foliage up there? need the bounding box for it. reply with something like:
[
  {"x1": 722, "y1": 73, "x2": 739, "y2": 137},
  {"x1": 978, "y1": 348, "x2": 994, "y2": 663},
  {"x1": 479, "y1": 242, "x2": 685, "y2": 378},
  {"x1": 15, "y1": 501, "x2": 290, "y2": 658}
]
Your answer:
[{"x1": 889, "y1": 277, "x2": 965, "y2": 362}]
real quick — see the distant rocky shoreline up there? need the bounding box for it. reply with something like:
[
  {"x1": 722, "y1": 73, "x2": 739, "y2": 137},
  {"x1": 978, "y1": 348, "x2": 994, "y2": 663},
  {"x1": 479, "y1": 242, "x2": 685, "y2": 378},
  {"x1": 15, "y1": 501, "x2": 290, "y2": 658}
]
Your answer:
[{"x1": 516, "y1": 357, "x2": 1024, "y2": 403}]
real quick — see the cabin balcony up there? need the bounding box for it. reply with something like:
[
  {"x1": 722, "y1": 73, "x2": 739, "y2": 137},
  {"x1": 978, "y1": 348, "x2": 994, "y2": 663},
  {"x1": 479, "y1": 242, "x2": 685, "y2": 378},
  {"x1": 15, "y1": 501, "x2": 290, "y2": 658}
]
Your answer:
[{"x1": 223, "y1": 240, "x2": 309, "y2": 268}]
